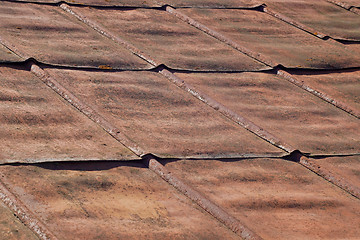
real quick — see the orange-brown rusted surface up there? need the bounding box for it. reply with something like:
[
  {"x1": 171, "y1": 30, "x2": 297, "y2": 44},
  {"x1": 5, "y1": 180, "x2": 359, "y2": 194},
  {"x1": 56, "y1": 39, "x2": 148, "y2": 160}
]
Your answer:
[
  {"x1": 311, "y1": 155, "x2": 360, "y2": 190},
  {"x1": 46, "y1": 69, "x2": 284, "y2": 158},
  {"x1": 0, "y1": 162, "x2": 240, "y2": 239},
  {"x1": 0, "y1": 44, "x2": 21, "y2": 63},
  {"x1": 0, "y1": 202, "x2": 39, "y2": 240},
  {"x1": 328, "y1": 0, "x2": 360, "y2": 7},
  {"x1": 0, "y1": 66, "x2": 137, "y2": 163},
  {"x1": 287, "y1": 69, "x2": 360, "y2": 114},
  {"x1": 157, "y1": 0, "x2": 263, "y2": 8},
  {"x1": 163, "y1": 158, "x2": 360, "y2": 239},
  {"x1": 74, "y1": 7, "x2": 268, "y2": 71},
  {"x1": 263, "y1": 0, "x2": 360, "y2": 40},
  {"x1": 0, "y1": 2, "x2": 151, "y2": 70},
  {"x1": 177, "y1": 8, "x2": 360, "y2": 69},
  {"x1": 175, "y1": 72, "x2": 360, "y2": 155}
]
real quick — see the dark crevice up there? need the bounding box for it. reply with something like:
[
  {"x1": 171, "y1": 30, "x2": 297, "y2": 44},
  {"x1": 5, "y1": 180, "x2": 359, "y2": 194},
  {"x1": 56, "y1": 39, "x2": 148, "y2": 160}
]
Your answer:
[{"x1": 335, "y1": 39, "x2": 360, "y2": 44}]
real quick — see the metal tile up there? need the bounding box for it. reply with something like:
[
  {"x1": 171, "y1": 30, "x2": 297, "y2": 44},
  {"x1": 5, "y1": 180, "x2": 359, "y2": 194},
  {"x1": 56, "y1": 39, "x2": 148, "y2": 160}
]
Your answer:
[
  {"x1": 0, "y1": 66, "x2": 137, "y2": 163},
  {"x1": 164, "y1": 158, "x2": 360, "y2": 239},
  {"x1": 46, "y1": 69, "x2": 284, "y2": 158},
  {"x1": 263, "y1": 0, "x2": 360, "y2": 41},
  {"x1": 7, "y1": 0, "x2": 160, "y2": 6},
  {"x1": 175, "y1": 72, "x2": 360, "y2": 154},
  {"x1": 74, "y1": 7, "x2": 268, "y2": 71},
  {"x1": 312, "y1": 156, "x2": 360, "y2": 189},
  {"x1": 155, "y1": 0, "x2": 263, "y2": 8},
  {"x1": 0, "y1": 202, "x2": 38, "y2": 240},
  {"x1": 0, "y1": 2, "x2": 151, "y2": 69},
  {"x1": 0, "y1": 45, "x2": 22, "y2": 63},
  {"x1": 0, "y1": 163, "x2": 239, "y2": 239},
  {"x1": 332, "y1": 0, "x2": 360, "y2": 7},
  {"x1": 178, "y1": 8, "x2": 360, "y2": 69},
  {"x1": 288, "y1": 70, "x2": 360, "y2": 114}
]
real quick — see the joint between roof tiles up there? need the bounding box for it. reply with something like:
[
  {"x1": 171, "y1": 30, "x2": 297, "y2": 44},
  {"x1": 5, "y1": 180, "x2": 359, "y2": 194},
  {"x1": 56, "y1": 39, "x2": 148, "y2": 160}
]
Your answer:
[
  {"x1": 29, "y1": 62, "x2": 146, "y2": 157},
  {"x1": 143, "y1": 156, "x2": 264, "y2": 240},
  {"x1": 159, "y1": 68, "x2": 295, "y2": 153},
  {"x1": 287, "y1": 151, "x2": 360, "y2": 200},
  {"x1": 165, "y1": 6, "x2": 276, "y2": 68},
  {"x1": 277, "y1": 69, "x2": 360, "y2": 119},
  {"x1": 0, "y1": 35, "x2": 28, "y2": 60},
  {"x1": 0, "y1": 175, "x2": 58, "y2": 240},
  {"x1": 59, "y1": 3, "x2": 158, "y2": 67}
]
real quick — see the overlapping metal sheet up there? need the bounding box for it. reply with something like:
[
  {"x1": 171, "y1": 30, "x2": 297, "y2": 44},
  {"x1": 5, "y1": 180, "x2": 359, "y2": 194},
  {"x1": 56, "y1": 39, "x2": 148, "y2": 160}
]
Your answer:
[
  {"x1": 46, "y1": 69, "x2": 283, "y2": 158},
  {"x1": 0, "y1": 2, "x2": 152, "y2": 69},
  {"x1": 0, "y1": 66, "x2": 138, "y2": 163},
  {"x1": 156, "y1": 0, "x2": 263, "y2": 8},
  {"x1": 74, "y1": 7, "x2": 268, "y2": 71},
  {"x1": 175, "y1": 72, "x2": 360, "y2": 154},
  {"x1": 263, "y1": 0, "x2": 360, "y2": 41},
  {"x1": 0, "y1": 162, "x2": 239, "y2": 239},
  {"x1": 178, "y1": 8, "x2": 360, "y2": 69},
  {"x1": 164, "y1": 158, "x2": 360, "y2": 239},
  {"x1": 0, "y1": 45, "x2": 22, "y2": 63}
]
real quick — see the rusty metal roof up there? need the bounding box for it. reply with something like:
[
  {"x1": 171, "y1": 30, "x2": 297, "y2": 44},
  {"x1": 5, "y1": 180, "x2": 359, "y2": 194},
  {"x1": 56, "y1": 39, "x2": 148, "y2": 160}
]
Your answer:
[{"x1": 0, "y1": 0, "x2": 359, "y2": 239}]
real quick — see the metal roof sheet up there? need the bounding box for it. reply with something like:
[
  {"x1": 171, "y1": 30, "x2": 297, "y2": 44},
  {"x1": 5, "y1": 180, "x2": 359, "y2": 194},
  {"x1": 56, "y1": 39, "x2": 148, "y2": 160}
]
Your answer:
[
  {"x1": 0, "y1": 66, "x2": 137, "y2": 163},
  {"x1": 178, "y1": 8, "x2": 360, "y2": 69},
  {"x1": 330, "y1": 0, "x2": 360, "y2": 7},
  {"x1": 0, "y1": 162, "x2": 239, "y2": 239},
  {"x1": 156, "y1": 0, "x2": 263, "y2": 8},
  {"x1": 288, "y1": 70, "x2": 360, "y2": 114},
  {"x1": 74, "y1": 7, "x2": 268, "y2": 71},
  {"x1": 175, "y1": 72, "x2": 360, "y2": 154},
  {"x1": 46, "y1": 69, "x2": 283, "y2": 158},
  {"x1": 263, "y1": 0, "x2": 360, "y2": 41},
  {"x1": 0, "y1": 2, "x2": 152, "y2": 69},
  {"x1": 0, "y1": 45, "x2": 22, "y2": 63},
  {"x1": 163, "y1": 158, "x2": 360, "y2": 239}
]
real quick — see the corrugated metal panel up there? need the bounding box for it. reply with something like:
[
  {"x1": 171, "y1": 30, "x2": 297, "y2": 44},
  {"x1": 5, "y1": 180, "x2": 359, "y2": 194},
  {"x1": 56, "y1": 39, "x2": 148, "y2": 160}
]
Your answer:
[
  {"x1": 0, "y1": 163, "x2": 239, "y2": 239},
  {"x1": 46, "y1": 69, "x2": 284, "y2": 158},
  {"x1": 156, "y1": 0, "x2": 263, "y2": 8},
  {"x1": 175, "y1": 72, "x2": 360, "y2": 154},
  {"x1": 0, "y1": 2, "x2": 152, "y2": 69},
  {"x1": 288, "y1": 70, "x2": 360, "y2": 114},
  {"x1": 0, "y1": 202, "x2": 39, "y2": 240},
  {"x1": 0, "y1": 66, "x2": 138, "y2": 163},
  {"x1": 74, "y1": 7, "x2": 268, "y2": 71},
  {"x1": 164, "y1": 158, "x2": 360, "y2": 239},
  {"x1": 331, "y1": 0, "x2": 360, "y2": 7},
  {"x1": 312, "y1": 156, "x2": 360, "y2": 189},
  {"x1": 0, "y1": 45, "x2": 22, "y2": 63},
  {"x1": 263, "y1": 0, "x2": 360, "y2": 41},
  {"x1": 7, "y1": 0, "x2": 160, "y2": 6},
  {"x1": 177, "y1": 8, "x2": 360, "y2": 69}
]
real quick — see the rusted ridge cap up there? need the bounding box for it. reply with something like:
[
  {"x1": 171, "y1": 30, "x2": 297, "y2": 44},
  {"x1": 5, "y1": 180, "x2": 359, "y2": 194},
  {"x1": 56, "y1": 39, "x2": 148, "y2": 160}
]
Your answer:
[
  {"x1": 29, "y1": 63, "x2": 146, "y2": 157},
  {"x1": 144, "y1": 156, "x2": 263, "y2": 240},
  {"x1": 0, "y1": 0, "x2": 161, "y2": 7},
  {"x1": 160, "y1": 69, "x2": 295, "y2": 153},
  {"x1": 327, "y1": 0, "x2": 359, "y2": 9},
  {"x1": 0, "y1": 175, "x2": 57, "y2": 240},
  {"x1": 277, "y1": 70, "x2": 360, "y2": 119}
]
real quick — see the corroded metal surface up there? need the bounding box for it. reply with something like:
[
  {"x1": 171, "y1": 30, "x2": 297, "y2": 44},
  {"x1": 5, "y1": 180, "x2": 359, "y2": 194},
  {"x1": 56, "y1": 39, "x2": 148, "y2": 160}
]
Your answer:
[
  {"x1": 175, "y1": 72, "x2": 360, "y2": 154},
  {"x1": 156, "y1": 0, "x2": 263, "y2": 8},
  {"x1": 46, "y1": 69, "x2": 284, "y2": 158},
  {"x1": 263, "y1": 0, "x2": 360, "y2": 40},
  {"x1": 164, "y1": 158, "x2": 360, "y2": 239},
  {"x1": 0, "y1": 162, "x2": 240, "y2": 239},
  {"x1": 74, "y1": 7, "x2": 268, "y2": 71},
  {"x1": 0, "y1": 44, "x2": 22, "y2": 63},
  {"x1": 176, "y1": 8, "x2": 360, "y2": 69},
  {"x1": 0, "y1": 201, "x2": 39, "y2": 240},
  {"x1": 287, "y1": 70, "x2": 360, "y2": 115},
  {"x1": 328, "y1": 0, "x2": 360, "y2": 8},
  {"x1": 0, "y1": 66, "x2": 137, "y2": 163},
  {"x1": 0, "y1": 2, "x2": 151, "y2": 69}
]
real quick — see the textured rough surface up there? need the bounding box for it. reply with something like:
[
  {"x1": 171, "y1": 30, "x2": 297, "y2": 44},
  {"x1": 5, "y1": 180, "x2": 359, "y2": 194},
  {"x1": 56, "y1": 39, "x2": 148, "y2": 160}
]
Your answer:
[
  {"x1": 0, "y1": 201, "x2": 39, "y2": 240},
  {"x1": 179, "y1": 8, "x2": 360, "y2": 69},
  {"x1": 0, "y1": 162, "x2": 239, "y2": 240},
  {"x1": 0, "y1": 66, "x2": 137, "y2": 163},
  {"x1": 75, "y1": 7, "x2": 268, "y2": 71},
  {"x1": 46, "y1": 69, "x2": 283, "y2": 158},
  {"x1": 176, "y1": 72, "x2": 360, "y2": 154},
  {"x1": 263, "y1": 0, "x2": 360, "y2": 40},
  {"x1": 0, "y1": 45, "x2": 22, "y2": 63},
  {"x1": 288, "y1": 70, "x2": 360, "y2": 113},
  {"x1": 0, "y1": 2, "x2": 151, "y2": 69},
  {"x1": 157, "y1": 0, "x2": 263, "y2": 8},
  {"x1": 164, "y1": 158, "x2": 360, "y2": 240}
]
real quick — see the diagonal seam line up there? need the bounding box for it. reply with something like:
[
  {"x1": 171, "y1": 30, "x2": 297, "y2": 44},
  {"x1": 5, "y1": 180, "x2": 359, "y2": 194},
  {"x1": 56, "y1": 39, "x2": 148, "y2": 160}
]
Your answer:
[
  {"x1": 166, "y1": 7, "x2": 360, "y2": 119},
  {"x1": 144, "y1": 156, "x2": 264, "y2": 240}
]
